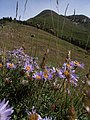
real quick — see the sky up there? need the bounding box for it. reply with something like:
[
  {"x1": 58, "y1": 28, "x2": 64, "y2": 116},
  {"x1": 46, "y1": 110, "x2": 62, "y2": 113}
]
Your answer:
[{"x1": 0, "y1": 0, "x2": 90, "y2": 20}]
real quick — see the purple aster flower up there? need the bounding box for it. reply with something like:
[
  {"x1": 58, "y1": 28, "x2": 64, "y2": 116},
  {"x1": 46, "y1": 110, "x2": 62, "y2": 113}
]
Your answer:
[
  {"x1": 70, "y1": 73, "x2": 79, "y2": 86},
  {"x1": 6, "y1": 63, "x2": 16, "y2": 69},
  {"x1": 6, "y1": 48, "x2": 39, "y2": 69},
  {"x1": 57, "y1": 60, "x2": 84, "y2": 86},
  {"x1": 49, "y1": 67, "x2": 56, "y2": 74},
  {"x1": 42, "y1": 68, "x2": 54, "y2": 80},
  {"x1": 42, "y1": 67, "x2": 57, "y2": 80},
  {"x1": 24, "y1": 62, "x2": 34, "y2": 72},
  {"x1": 32, "y1": 71, "x2": 43, "y2": 80},
  {"x1": 70, "y1": 61, "x2": 84, "y2": 69},
  {"x1": 57, "y1": 63, "x2": 79, "y2": 86},
  {"x1": 56, "y1": 69, "x2": 65, "y2": 79},
  {"x1": 0, "y1": 99, "x2": 14, "y2": 120},
  {"x1": 62, "y1": 63, "x2": 67, "y2": 71}
]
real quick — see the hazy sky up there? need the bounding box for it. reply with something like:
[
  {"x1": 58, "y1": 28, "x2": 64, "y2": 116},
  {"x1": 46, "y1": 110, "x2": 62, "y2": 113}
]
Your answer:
[{"x1": 0, "y1": 0, "x2": 90, "y2": 20}]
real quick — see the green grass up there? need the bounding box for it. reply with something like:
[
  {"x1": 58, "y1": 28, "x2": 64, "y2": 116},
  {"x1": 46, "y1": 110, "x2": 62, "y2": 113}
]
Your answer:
[{"x1": 0, "y1": 21, "x2": 90, "y2": 76}]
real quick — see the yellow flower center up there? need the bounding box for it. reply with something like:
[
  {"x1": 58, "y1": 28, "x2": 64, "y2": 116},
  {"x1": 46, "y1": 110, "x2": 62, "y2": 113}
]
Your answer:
[
  {"x1": 44, "y1": 73, "x2": 48, "y2": 78},
  {"x1": 64, "y1": 70, "x2": 70, "y2": 76},
  {"x1": 66, "y1": 64, "x2": 70, "y2": 68},
  {"x1": 44, "y1": 70, "x2": 49, "y2": 78},
  {"x1": 74, "y1": 61, "x2": 79, "y2": 65},
  {"x1": 9, "y1": 63, "x2": 14, "y2": 68},
  {"x1": 28, "y1": 113, "x2": 38, "y2": 120},
  {"x1": 0, "y1": 63, "x2": 3, "y2": 68},
  {"x1": 36, "y1": 75, "x2": 41, "y2": 79},
  {"x1": 26, "y1": 66, "x2": 31, "y2": 71}
]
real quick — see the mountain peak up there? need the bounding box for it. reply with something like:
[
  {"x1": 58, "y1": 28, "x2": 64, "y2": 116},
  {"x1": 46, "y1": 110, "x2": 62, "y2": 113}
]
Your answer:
[{"x1": 34, "y1": 9, "x2": 59, "y2": 18}]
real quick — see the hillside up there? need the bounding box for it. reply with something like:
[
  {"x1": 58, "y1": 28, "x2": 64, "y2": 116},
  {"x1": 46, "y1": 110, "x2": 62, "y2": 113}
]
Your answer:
[
  {"x1": 0, "y1": 21, "x2": 90, "y2": 77},
  {"x1": 27, "y1": 10, "x2": 90, "y2": 50},
  {"x1": 67, "y1": 14, "x2": 90, "y2": 29}
]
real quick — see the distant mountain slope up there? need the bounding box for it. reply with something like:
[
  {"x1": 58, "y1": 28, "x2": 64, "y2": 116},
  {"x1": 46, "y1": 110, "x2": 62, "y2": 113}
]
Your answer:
[
  {"x1": 66, "y1": 15, "x2": 90, "y2": 29},
  {"x1": 27, "y1": 10, "x2": 90, "y2": 50}
]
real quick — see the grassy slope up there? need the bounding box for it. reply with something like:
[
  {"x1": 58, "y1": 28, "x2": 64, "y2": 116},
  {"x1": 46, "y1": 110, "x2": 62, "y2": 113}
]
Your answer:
[
  {"x1": 0, "y1": 21, "x2": 90, "y2": 76},
  {"x1": 27, "y1": 10, "x2": 90, "y2": 49}
]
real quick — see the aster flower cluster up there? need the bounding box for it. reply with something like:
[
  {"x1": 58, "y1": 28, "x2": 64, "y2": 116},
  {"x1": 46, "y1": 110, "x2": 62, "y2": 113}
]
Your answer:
[
  {"x1": 33, "y1": 67, "x2": 56, "y2": 81},
  {"x1": 0, "y1": 48, "x2": 84, "y2": 86},
  {"x1": 6, "y1": 47, "x2": 39, "y2": 70},
  {"x1": 33, "y1": 62, "x2": 84, "y2": 86},
  {"x1": 57, "y1": 60, "x2": 84, "y2": 86},
  {"x1": 0, "y1": 48, "x2": 87, "y2": 119}
]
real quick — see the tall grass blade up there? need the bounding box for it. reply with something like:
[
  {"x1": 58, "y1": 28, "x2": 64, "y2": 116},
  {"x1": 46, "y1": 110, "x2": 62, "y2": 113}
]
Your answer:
[
  {"x1": 61, "y1": 3, "x2": 69, "y2": 36},
  {"x1": 15, "y1": 1, "x2": 18, "y2": 19},
  {"x1": 23, "y1": 0, "x2": 29, "y2": 16},
  {"x1": 70, "y1": 9, "x2": 76, "y2": 39}
]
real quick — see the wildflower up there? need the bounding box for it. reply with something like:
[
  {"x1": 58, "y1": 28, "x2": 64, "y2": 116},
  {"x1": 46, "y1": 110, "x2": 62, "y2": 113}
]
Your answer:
[
  {"x1": 6, "y1": 62, "x2": 16, "y2": 69},
  {"x1": 56, "y1": 69, "x2": 65, "y2": 79},
  {"x1": 64, "y1": 70, "x2": 70, "y2": 77},
  {"x1": 24, "y1": 63, "x2": 33, "y2": 72},
  {"x1": 70, "y1": 73, "x2": 78, "y2": 86},
  {"x1": 57, "y1": 62, "x2": 79, "y2": 86},
  {"x1": 42, "y1": 68, "x2": 53, "y2": 80},
  {"x1": 0, "y1": 99, "x2": 14, "y2": 120},
  {"x1": 66, "y1": 63, "x2": 71, "y2": 68},
  {"x1": 43, "y1": 70, "x2": 48, "y2": 79},
  {"x1": 32, "y1": 71, "x2": 43, "y2": 80},
  {"x1": 44, "y1": 67, "x2": 56, "y2": 80},
  {"x1": 70, "y1": 61, "x2": 84, "y2": 69}
]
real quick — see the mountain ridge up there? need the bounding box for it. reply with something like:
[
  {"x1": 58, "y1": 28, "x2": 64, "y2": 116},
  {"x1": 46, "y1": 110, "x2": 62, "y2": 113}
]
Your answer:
[
  {"x1": 27, "y1": 9, "x2": 90, "y2": 50},
  {"x1": 28, "y1": 9, "x2": 90, "y2": 26}
]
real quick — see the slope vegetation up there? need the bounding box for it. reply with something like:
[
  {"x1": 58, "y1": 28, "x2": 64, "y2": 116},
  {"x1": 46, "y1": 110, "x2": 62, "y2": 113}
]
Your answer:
[{"x1": 27, "y1": 10, "x2": 90, "y2": 50}]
